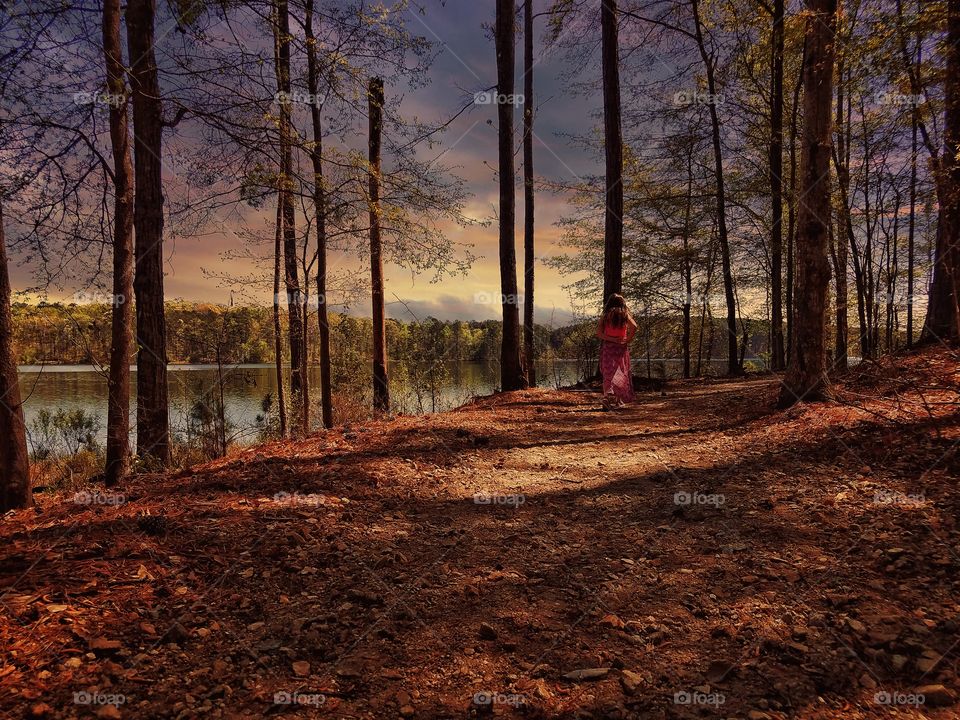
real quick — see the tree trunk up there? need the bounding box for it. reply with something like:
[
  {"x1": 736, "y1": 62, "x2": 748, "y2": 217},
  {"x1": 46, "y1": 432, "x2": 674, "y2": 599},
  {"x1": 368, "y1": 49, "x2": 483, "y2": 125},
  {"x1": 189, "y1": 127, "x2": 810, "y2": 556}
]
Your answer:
[
  {"x1": 934, "y1": 0, "x2": 960, "y2": 342},
  {"x1": 907, "y1": 66, "x2": 918, "y2": 348},
  {"x1": 273, "y1": 191, "x2": 287, "y2": 437},
  {"x1": 273, "y1": 0, "x2": 307, "y2": 432},
  {"x1": 305, "y1": 0, "x2": 333, "y2": 428},
  {"x1": 127, "y1": 0, "x2": 170, "y2": 465},
  {"x1": 682, "y1": 145, "x2": 694, "y2": 379},
  {"x1": 0, "y1": 200, "x2": 31, "y2": 511},
  {"x1": 368, "y1": 77, "x2": 390, "y2": 413},
  {"x1": 785, "y1": 36, "x2": 806, "y2": 364},
  {"x1": 779, "y1": 0, "x2": 836, "y2": 406},
  {"x1": 691, "y1": 0, "x2": 739, "y2": 376},
  {"x1": 832, "y1": 35, "x2": 848, "y2": 371},
  {"x1": 522, "y1": 0, "x2": 536, "y2": 386},
  {"x1": 601, "y1": 0, "x2": 623, "y2": 302},
  {"x1": 495, "y1": 0, "x2": 526, "y2": 391},
  {"x1": 769, "y1": 0, "x2": 786, "y2": 370},
  {"x1": 103, "y1": 0, "x2": 134, "y2": 486}
]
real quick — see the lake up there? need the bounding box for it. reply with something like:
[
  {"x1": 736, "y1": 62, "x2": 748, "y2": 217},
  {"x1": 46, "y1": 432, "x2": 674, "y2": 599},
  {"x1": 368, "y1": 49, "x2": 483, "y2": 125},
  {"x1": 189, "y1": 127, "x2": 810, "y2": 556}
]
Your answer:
[
  {"x1": 17, "y1": 357, "x2": 749, "y2": 456},
  {"x1": 16, "y1": 361, "x2": 584, "y2": 455}
]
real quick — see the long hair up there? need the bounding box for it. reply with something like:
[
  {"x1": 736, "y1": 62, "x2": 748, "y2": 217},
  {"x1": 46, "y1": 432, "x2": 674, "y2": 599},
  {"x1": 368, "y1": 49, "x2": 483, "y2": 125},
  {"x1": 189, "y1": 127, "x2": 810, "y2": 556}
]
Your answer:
[{"x1": 602, "y1": 293, "x2": 629, "y2": 328}]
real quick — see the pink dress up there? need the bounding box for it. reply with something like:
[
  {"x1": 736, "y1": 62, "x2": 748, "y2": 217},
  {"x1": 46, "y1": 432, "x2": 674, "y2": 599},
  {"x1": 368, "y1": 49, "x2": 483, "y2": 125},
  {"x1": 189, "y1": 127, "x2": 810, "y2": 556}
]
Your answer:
[{"x1": 600, "y1": 322, "x2": 634, "y2": 402}]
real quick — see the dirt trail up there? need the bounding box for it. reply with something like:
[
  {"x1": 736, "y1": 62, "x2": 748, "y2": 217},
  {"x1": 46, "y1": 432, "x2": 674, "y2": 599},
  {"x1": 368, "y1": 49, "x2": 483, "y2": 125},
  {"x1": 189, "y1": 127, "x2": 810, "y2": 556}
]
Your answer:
[{"x1": 2, "y1": 349, "x2": 959, "y2": 719}]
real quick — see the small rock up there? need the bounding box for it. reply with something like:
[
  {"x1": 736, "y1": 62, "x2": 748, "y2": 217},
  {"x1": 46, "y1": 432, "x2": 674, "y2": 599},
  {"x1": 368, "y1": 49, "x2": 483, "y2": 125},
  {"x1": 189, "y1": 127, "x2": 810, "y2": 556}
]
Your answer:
[
  {"x1": 399, "y1": 704, "x2": 415, "y2": 717},
  {"x1": 29, "y1": 703, "x2": 53, "y2": 718},
  {"x1": 89, "y1": 637, "x2": 122, "y2": 653},
  {"x1": 478, "y1": 622, "x2": 498, "y2": 640},
  {"x1": 96, "y1": 706, "x2": 122, "y2": 720},
  {"x1": 563, "y1": 668, "x2": 610, "y2": 681},
  {"x1": 620, "y1": 670, "x2": 642, "y2": 695},
  {"x1": 600, "y1": 614, "x2": 625, "y2": 629},
  {"x1": 292, "y1": 661, "x2": 310, "y2": 677},
  {"x1": 64, "y1": 657, "x2": 82, "y2": 668},
  {"x1": 846, "y1": 618, "x2": 867, "y2": 635},
  {"x1": 859, "y1": 672, "x2": 877, "y2": 689},
  {"x1": 891, "y1": 654, "x2": 908, "y2": 671},
  {"x1": 916, "y1": 684, "x2": 955, "y2": 707}
]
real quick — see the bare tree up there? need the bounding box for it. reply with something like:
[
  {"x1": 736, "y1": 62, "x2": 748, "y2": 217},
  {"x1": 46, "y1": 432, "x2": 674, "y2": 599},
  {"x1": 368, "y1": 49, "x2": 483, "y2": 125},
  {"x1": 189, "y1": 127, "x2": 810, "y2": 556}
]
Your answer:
[
  {"x1": 368, "y1": 76, "x2": 389, "y2": 413},
  {"x1": 304, "y1": 0, "x2": 333, "y2": 428},
  {"x1": 690, "y1": 0, "x2": 739, "y2": 376},
  {"x1": 495, "y1": 0, "x2": 526, "y2": 391},
  {"x1": 273, "y1": 0, "x2": 308, "y2": 433},
  {"x1": 103, "y1": 0, "x2": 134, "y2": 485},
  {"x1": 0, "y1": 199, "x2": 31, "y2": 511},
  {"x1": 601, "y1": 0, "x2": 623, "y2": 302},
  {"x1": 127, "y1": 0, "x2": 171, "y2": 464},
  {"x1": 769, "y1": 0, "x2": 786, "y2": 370},
  {"x1": 523, "y1": 0, "x2": 536, "y2": 385},
  {"x1": 273, "y1": 191, "x2": 288, "y2": 437},
  {"x1": 779, "y1": 0, "x2": 837, "y2": 406}
]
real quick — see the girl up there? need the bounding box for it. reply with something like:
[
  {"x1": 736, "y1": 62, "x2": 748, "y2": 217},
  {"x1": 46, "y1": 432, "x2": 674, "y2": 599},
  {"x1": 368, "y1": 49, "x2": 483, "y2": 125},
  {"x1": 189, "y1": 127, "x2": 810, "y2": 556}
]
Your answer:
[{"x1": 596, "y1": 293, "x2": 637, "y2": 409}]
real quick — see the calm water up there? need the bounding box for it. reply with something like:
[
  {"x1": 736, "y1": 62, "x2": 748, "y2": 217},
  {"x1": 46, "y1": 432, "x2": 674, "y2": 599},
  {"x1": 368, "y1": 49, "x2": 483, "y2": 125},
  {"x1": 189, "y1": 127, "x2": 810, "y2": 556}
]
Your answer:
[
  {"x1": 17, "y1": 361, "x2": 582, "y2": 455},
  {"x1": 17, "y1": 357, "x2": 753, "y2": 455}
]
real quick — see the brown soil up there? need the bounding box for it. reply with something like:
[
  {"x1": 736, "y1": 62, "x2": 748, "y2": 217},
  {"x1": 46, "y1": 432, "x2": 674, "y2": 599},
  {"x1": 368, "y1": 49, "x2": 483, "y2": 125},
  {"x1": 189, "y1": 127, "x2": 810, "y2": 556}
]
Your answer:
[{"x1": 2, "y1": 347, "x2": 959, "y2": 719}]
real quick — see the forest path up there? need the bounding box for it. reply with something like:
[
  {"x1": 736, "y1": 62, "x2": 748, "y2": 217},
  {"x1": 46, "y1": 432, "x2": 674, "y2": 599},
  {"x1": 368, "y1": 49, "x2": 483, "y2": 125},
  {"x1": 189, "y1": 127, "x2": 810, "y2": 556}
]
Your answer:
[{"x1": 2, "y1": 350, "x2": 959, "y2": 719}]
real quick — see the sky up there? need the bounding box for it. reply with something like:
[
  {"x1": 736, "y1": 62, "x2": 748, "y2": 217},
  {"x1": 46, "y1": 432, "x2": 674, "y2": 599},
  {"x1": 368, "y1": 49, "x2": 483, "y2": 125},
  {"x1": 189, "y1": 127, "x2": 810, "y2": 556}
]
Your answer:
[{"x1": 10, "y1": 0, "x2": 605, "y2": 325}]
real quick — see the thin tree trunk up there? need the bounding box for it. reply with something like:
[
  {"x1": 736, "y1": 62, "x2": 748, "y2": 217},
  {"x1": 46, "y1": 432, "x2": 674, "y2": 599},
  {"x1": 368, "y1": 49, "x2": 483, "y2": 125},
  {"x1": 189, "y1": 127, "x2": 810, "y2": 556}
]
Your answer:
[
  {"x1": 495, "y1": 0, "x2": 525, "y2": 391},
  {"x1": 368, "y1": 77, "x2": 389, "y2": 413},
  {"x1": 273, "y1": 0, "x2": 306, "y2": 432},
  {"x1": 127, "y1": 0, "x2": 170, "y2": 465},
  {"x1": 0, "y1": 200, "x2": 31, "y2": 511},
  {"x1": 682, "y1": 144, "x2": 694, "y2": 379},
  {"x1": 770, "y1": 0, "x2": 786, "y2": 370},
  {"x1": 907, "y1": 52, "x2": 918, "y2": 348},
  {"x1": 832, "y1": 31, "x2": 848, "y2": 371},
  {"x1": 273, "y1": 191, "x2": 287, "y2": 437},
  {"x1": 691, "y1": 0, "x2": 739, "y2": 376},
  {"x1": 786, "y1": 36, "x2": 805, "y2": 364},
  {"x1": 601, "y1": 0, "x2": 623, "y2": 301},
  {"x1": 103, "y1": 0, "x2": 134, "y2": 485},
  {"x1": 305, "y1": 0, "x2": 333, "y2": 428},
  {"x1": 522, "y1": 0, "x2": 536, "y2": 385},
  {"x1": 779, "y1": 0, "x2": 837, "y2": 406}
]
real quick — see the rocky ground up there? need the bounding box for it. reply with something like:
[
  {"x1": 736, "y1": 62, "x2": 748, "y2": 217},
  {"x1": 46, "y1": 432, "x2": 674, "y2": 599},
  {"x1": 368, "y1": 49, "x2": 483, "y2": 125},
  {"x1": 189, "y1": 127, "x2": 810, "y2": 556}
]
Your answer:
[{"x1": 2, "y1": 347, "x2": 959, "y2": 719}]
